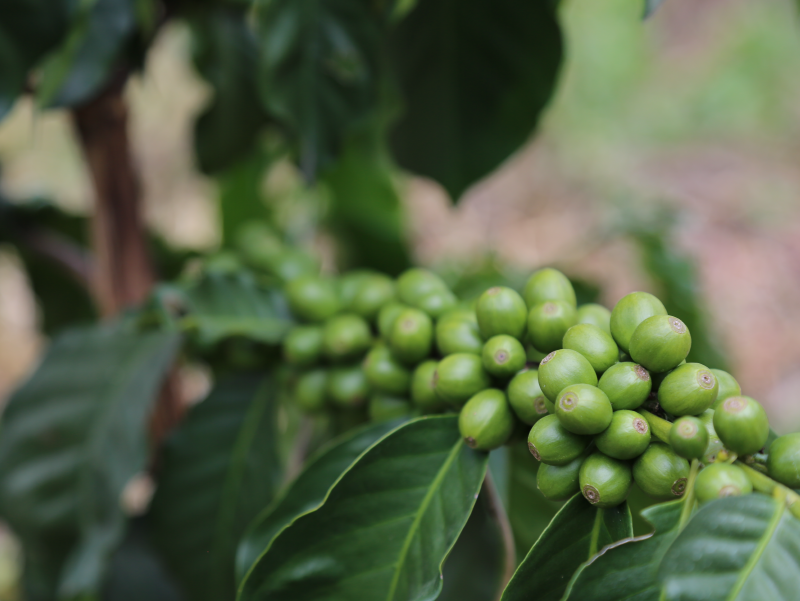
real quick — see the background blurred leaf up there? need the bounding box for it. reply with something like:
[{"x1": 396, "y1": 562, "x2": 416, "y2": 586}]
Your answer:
[
  {"x1": 255, "y1": 0, "x2": 383, "y2": 178},
  {"x1": 216, "y1": 153, "x2": 274, "y2": 249},
  {"x1": 236, "y1": 419, "x2": 404, "y2": 582},
  {"x1": 0, "y1": 325, "x2": 180, "y2": 599},
  {"x1": 37, "y1": 0, "x2": 137, "y2": 108},
  {"x1": 149, "y1": 374, "x2": 281, "y2": 601},
  {"x1": 388, "y1": 0, "x2": 563, "y2": 200},
  {"x1": 240, "y1": 416, "x2": 488, "y2": 601},
  {"x1": 643, "y1": 0, "x2": 666, "y2": 19},
  {"x1": 502, "y1": 495, "x2": 632, "y2": 601},
  {"x1": 0, "y1": 0, "x2": 73, "y2": 119},
  {"x1": 191, "y1": 8, "x2": 272, "y2": 175}
]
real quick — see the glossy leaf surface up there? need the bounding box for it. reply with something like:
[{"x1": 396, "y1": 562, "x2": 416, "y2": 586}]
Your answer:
[{"x1": 239, "y1": 416, "x2": 488, "y2": 601}]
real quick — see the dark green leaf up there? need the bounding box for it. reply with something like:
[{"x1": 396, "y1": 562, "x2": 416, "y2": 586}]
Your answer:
[
  {"x1": 38, "y1": 0, "x2": 137, "y2": 108},
  {"x1": 239, "y1": 416, "x2": 488, "y2": 601},
  {"x1": 563, "y1": 499, "x2": 684, "y2": 601},
  {"x1": 502, "y1": 494, "x2": 632, "y2": 601},
  {"x1": 255, "y1": 0, "x2": 382, "y2": 177},
  {"x1": 149, "y1": 374, "x2": 281, "y2": 601},
  {"x1": 236, "y1": 419, "x2": 404, "y2": 582},
  {"x1": 388, "y1": 0, "x2": 563, "y2": 200},
  {"x1": 659, "y1": 495, "x2": 800, "y2": 600},
  {"x1": 0, "y1": 0, "x2": 72, "y2": 118},
  {"x1": 0, "y1": 325, "x2": 180, "y2": 598},
  {"x1": 323, "y1": 137, "x2": 412, "y2": 276},
  {"x1": 191, "y1": 9, "x2": 271, "y2": 175},
  {"x1": 217, "y1": 153, "x2": 274, "y2": 249}
]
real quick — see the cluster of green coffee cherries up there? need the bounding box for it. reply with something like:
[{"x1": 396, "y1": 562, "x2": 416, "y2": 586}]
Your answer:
[{"x1": 282, "y1": 266, "x2": 800, "y2": 510}]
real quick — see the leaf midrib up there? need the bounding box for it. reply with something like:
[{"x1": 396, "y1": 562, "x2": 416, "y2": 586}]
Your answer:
[
  {"x1": 385, "y1": 438, "x2": 464, "y2": 601},
  {"x1": 727, "y1": 501, "x2": 785, "y2": 600}
]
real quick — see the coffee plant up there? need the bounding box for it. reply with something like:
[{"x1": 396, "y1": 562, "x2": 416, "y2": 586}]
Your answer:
[{"x1": 1, "y1": 0, "x2": 798, "y2": 600}]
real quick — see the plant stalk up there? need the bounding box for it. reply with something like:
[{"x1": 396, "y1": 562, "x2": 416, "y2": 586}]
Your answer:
[
  {"x1": 484, "y1": 470, "x2": 516, "y2": 601},
  {"x1": 639, "y1": 410, "x2": 672, "y2": 444},
  {"x1": 737, "y1": 461, "x2": 800, "y2": 520},
  {"x1": 678, "y1": 458, "x2": 700, "y2": 530}
]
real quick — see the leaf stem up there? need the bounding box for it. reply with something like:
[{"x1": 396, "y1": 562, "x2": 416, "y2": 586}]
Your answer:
[
  {"x1": 484, "y1": 470, "x2": 516, "y2": 601},
  {"x1": 638, "y1": 410, "x2": 672, "y2": 444},
  {"x1": 737, "y1": 461, "x2": 800, "y2": 520},
  {"x1": 677, "y1": 458, "x2": 699, "y2": 530}
]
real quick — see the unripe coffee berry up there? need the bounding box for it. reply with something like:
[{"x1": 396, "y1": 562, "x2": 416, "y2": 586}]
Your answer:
[
  {"x1": 528, "y1": 415, "x2": 591, "y2": 466},
  {"x1": 286, "y1": 275, "x2": 340, "y2": 322},
  {"x1": 415, "y1": 289, "x2": 458, "y2": 319},
  {"x1": 669, "y1": 416, "x2": 708, "y2": 460},
  {"x1": 555, "y1": 384, "x2": 613, "y2": 435},
  {"x1": 475, "y1": 286, "x2": 528, "y2": 340},
  {"x1": 435, "y1": 310, "x2": 483, "y2": 356},
  {"x1": 322, "y1": 314, "x2": 373, "y2": 362},
  {"x1": 527, "y1": 300, "x2": 578, "y2": 353},
  {"x1": 347, "y1": 273, "x2": 396, "y2": 321},
  {"x1": 576, "y1": 303, "x2": 612, "y2": 334},
  {"x1": 459, "y1": 389, "x2": 515, "y2": 451},
  {"x1": 389, "y1": 308, "x2": 433, "y2": 365},
  {"x1": 658, "y1": 363, "x2": 718, "y2": 416},
  {"x1": 537, "y1": 349, "x2": 598, "y2": 402},
  {"x1": 482, "y1": 335, "x2": 526, "y2": 379},
  {"x1": 327, "y1": 365, "x2": 370, "y2": 408},
  {"x1": 377, "y1": 302, "x2": 407, "y2": 340},
  {"x1": 434, "y1": 353, "x2": 492, "y2": 407},
  {"x1": 562, "y1": 323, "x2": 619, "y2": 373},
  {"x1": 767, "y1": 433, "x2": 800, "y2": 488},
  {"x1": 396, "y1": 268, "x2": 448, "y2": 306},
  {"x1": 694, "y1": 463, "x2": 752, "y2": 503},
  {"x1": 363, "y1": 345, "x2": 411, "y2": 395},
  {"x1": 523, "y1": 268, "x2": 577, "y2": 309},
  {"x1": 507, "y1": 369, "x2": 549, "y2": 425},
  {"x1": 713, "y1": 396, "x2": 769, "y2": 456},
  {"x1": 709, "y1": 369, "x2": 742, "y2": 410},
  {"x1": 579, "y1": 452, "x2": 632, "y2": 508},
  {"x1": 594, "y1": 410, "x2": 651, "y2": 460},
  {"x1": 632, "y1": 443, "x2": 690, "y2": 501},
  {"x1": 537, "y1": 455, "x2": 584, "y2": 501},
  {"x1": 295, "y1": 369, "x2": 328, "y2": 413},
  {"x1": 410, "y1": 360, "x2": 442, "y2": 412},
  {"x1": 609, "y1": 291, "x2": 667, "y2": 353},
  {"x1": 629, "y1": 315, "x2": 691, "y2": 373},
  {"x1": 598, "y1": 362, "x2": 651, "y2": 410},
  {"x1": 283, "y1": 325, "x2": 324, "y2": 367}
]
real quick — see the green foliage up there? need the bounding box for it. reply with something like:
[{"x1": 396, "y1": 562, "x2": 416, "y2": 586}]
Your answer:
[
  {"x1": 388, "y1": 0, "x2": 563, "y2": 200},
  {"x1": 0, "y1": 325, "x2": 179, "y2": 599},
  {"x1": 643, "y1": 0, "x2": 666, "y2": 19},
  {"x1": 503, "y1": 494, "x2": 632, "y2": 601},
  {"x1": 239, "y1": 416, "x2": 488, "y2": 601},
  {"x1": 149, "y1": 374, "x2": 281, "y2": 601}
]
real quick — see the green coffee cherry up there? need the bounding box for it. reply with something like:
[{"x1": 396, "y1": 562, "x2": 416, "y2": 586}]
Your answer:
[
  {"x1": 459, "y1": 389, "x2": 515, "y2": 451},
  {"x1": 537, "y1": 455, "x2": 584, "y2": 501},
  {"x1": 348, "y1": 273, "x2": 396, "y2": 321},
  {"x1": 767, "y1": 433, "x2": 800, "y2": 488},
  {"x1": 669, "y1": 416, "x2": 709, "y2": 460},
  {"x1": 597, "y1": 362, "x2": 651, "y2": 410},
  {"x1": 475, "y1": 286, "x2": 528, "y2": 340},
  {"x1": 650, "y1": 361, "x2": 684, "y2": 392},
  {"x1": 377, "y1": 302, "x2": 407, "y2": 340},
  {"x1": 269, "y1": 249, "x2": 319, "y2": 282},
  {"x1": 286, "y1": 275, "x2": 340, "y2": 322},
  {"x1": 507, "y1": 369, "x2": 549, "y2": 425},
  {"x1": 434, "y1": 353, "x2": 492, "y2": 407},
  {"x1": 632, "y1": 443, "x2": 690, "y2": 500},
  {"x1": 555, "y1": 384, "x2": 613, "y2": 435},
  {"x1": 579, "y1": 453, "x2": 632, "y2": 508},
  {"x1": 595, "y1": 410, "x2": 651, "y2": 460},
  {"x1": 327, "y1": 365, "x2": 370, "y2": 408},
  {"x1": 481, "y1": 335, "x2": 526, "y2": 379},
  {"x1": 322, "y1": 314, "x2": 372, "y2": 362},
  {"x1": 338, "y1": 270, "x2": 372, "y2": 307},
  {"x1": 528, "y1": 415, "x2": 591, "y2": 465},
  {"x1": 713, "y1": 396, "x2": 769, "y2": 456},
  {"x1": 658, "y1": 363, "x2": 718, "y2": 416},
  {"x1": 523, "y1": 268, "x2": 577, "y2": 309},
  {"x1": 411, "y1": 360, "x2": 442, "y2": 411},
  {"x1": 368, "y1": 394, "x2": 411, "y2": 422},
  {"x1": 527, "y1": 300, "x2": 578, "y2": 353},
  {"x1": 526, "y1": 343, "x2": 549, "y2": 363},
  {"x1": 389, "y1": 308, "x2": 433, "y2": 365},
  {"x1": 295, "y1": 369, "x2": 328, "y2": 413},
  {"x1": 537, "y1": 349, "x2": 598, "y2": 402},
  {"x1": 435, "y1": 310, "x2": 483, "y2": 356},
  {"x1": 283, "y1": 325, "x2": 324, "y2": 367},
  {"x1": 363, "y1": 345, "x2": 411, "y2": 395},
  {"x1": 709, "y1": 369, "x2": 742, "y2": 409},
  {"x1": 562, "y1": 323, "x2": 619, "y2": 373},
  {"x1": 396, "y1": 268, "x2": 448, "y2": 305},
  {"x1": 629, "y1": 315, "x2": 691, "y2": 373},
  {"x1": 609, "y1": 291, "x2": 667, "y2": 353},
  {"x1": 576, "y1": 303, "x2": 612, "y2": 334},
  {"x1": 416, "y1": 289, "x2": 458, "y2": 319},
  {"x1": 695, "y1": 463, "x2": 752, "y2": 503},
  {"x1": 697, "y1": 409, "x2": 725, "y2": 464}
]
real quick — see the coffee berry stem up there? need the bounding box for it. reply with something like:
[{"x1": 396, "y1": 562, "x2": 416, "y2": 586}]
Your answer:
[
  {"x1": 677, "y1": 459, "x2": 700, "y2": 530},
  {"x1": 737, "y1": 461, "x2": 800, "y2": 521},
  {"x1": 638, "y1": 410, "x2": 672, "y2": 445}
]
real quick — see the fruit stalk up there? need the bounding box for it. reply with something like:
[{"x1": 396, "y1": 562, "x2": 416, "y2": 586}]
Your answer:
[
  {"x1": 736, "y1": 461, "x2": 800, "y2": 520},
  {"x1": 484, "y1": 470, "x2": 516, "y2": 601},
  {"x1": 677, "y1": 458, "x2": 699, "y2": 529},
  {"x1": 638, "y1": 410, "x2": 672, "y2": 445}
]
